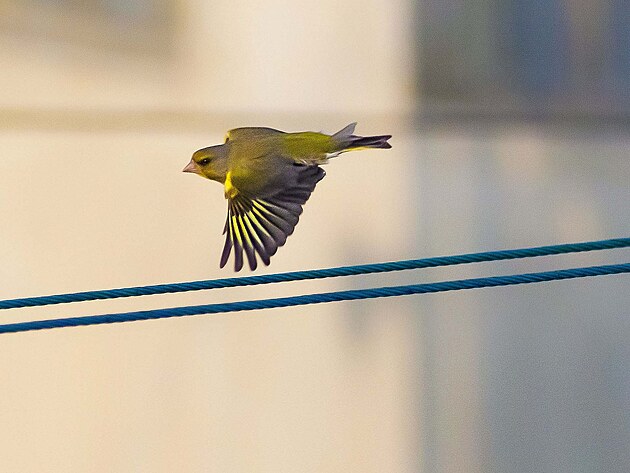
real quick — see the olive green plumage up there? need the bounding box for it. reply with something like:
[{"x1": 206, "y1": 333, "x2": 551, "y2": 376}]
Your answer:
[{"x1": 183, "y1": 123, "x2": 392, "y2": 271}]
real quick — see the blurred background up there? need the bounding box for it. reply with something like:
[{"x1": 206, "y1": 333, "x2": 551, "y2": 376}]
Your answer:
[{"x1": 0, "y1": 0, "x2": 629, "y2": 472}]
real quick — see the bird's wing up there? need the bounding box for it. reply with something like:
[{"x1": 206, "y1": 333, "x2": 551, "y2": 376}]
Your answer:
[{"x1": 220, "y1": 165, "x2": 325, "y2": 271}]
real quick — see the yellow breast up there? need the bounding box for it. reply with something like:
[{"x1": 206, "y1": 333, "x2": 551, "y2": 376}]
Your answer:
[{"x1": 224, "y1": 171, "x2": 239, "y2": 199}]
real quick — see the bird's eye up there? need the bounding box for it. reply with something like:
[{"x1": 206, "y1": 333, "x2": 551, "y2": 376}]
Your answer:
[{"x1": 199, "y1": 158, "x2": 211, "y2": 166}]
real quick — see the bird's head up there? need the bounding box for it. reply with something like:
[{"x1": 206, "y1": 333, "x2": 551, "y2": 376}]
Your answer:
[{"x1": 183, "y1": 144, "x2": 228, "y2": 182}]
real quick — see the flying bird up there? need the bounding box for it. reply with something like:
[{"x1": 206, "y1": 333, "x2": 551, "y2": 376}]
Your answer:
[{"x1": 183, "y1": 123, "x2": 391, "y2": 271}]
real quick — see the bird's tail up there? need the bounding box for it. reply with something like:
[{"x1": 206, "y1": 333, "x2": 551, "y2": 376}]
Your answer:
[
  {"x1": 346, "y1": 134, "x2": 392, "y2": 150},
  {"x1": 332, "y1": 122, "x2": 392, "y2": 151}
]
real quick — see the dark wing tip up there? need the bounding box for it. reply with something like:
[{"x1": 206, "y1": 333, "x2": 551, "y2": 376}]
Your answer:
[{"x1": 219, "y1": 236, "x2": 232, "y2": 269}]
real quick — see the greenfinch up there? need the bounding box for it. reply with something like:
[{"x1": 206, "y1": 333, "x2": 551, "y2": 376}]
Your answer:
[{"x1": 183, "y1": 123, "x2": 391, "y2": 271}]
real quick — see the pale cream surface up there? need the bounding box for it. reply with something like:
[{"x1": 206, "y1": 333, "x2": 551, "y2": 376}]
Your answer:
[{"x1": 1, "y1": 2, "x2": 629, "y2": 472}]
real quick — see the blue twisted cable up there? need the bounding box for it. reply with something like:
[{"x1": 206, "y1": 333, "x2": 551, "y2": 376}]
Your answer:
[
  {"x1": 1, "y1": 263, "x2": 628, "y2": 334},
  {"x1": 1, "y1": 237, "x2": 629, "y2": 310}
]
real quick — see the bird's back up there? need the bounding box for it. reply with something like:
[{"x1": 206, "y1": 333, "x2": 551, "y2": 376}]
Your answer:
[{"x1": 225, "y1": 127, "x2": 285, "y2": 142}]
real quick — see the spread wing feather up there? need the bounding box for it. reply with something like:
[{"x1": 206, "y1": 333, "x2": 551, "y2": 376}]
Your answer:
[{"x1": 220, "y1": 165, "x2": 325, "y2": 271}]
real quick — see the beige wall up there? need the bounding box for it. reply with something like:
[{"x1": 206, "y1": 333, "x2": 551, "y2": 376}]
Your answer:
[
  {"x1": 0, "y1": 0, "x2": 416, "y2": 113},
  {"x1": 0, "y1": 1, "x2": 421, "y2": 472},
  {"x1": 5, "y1": 2, "x2": 627, "y2": 472}
]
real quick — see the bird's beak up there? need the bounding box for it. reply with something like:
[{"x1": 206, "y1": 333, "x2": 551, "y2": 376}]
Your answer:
[{"x1": 183, "y1": 159, "x2": 201, "y2": 174}]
